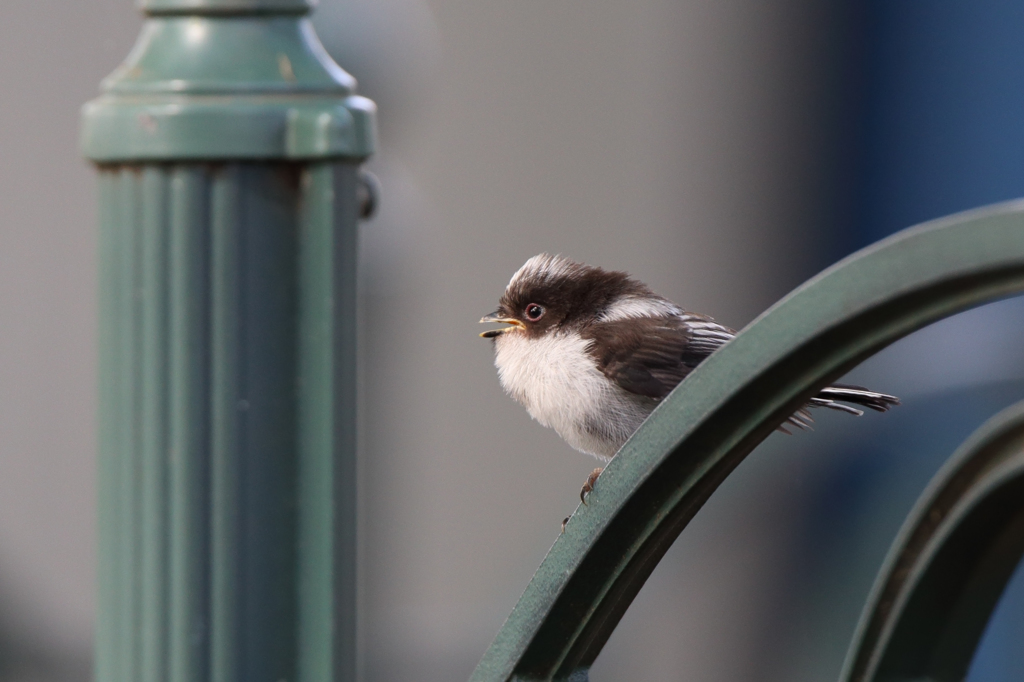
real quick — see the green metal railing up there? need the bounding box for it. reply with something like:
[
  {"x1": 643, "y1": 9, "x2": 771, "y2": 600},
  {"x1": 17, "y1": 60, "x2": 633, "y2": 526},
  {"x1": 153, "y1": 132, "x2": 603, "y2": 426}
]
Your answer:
[
  {"x1": 82, "y1": 1, "x2": 374, "y2": 680},
  {"x1": 470, "y1": 202, "x2": 1024, "y2": 682},
  {"x1": 841, "y1": 401, "x2": 1024, "y2": 682}
]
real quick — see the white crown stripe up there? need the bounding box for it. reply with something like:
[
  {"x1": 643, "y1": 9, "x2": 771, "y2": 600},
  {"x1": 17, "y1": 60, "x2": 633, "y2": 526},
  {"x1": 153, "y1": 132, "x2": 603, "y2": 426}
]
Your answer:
[{"x1": 508, "y1": 253, "x2": 582, "y2": 291}]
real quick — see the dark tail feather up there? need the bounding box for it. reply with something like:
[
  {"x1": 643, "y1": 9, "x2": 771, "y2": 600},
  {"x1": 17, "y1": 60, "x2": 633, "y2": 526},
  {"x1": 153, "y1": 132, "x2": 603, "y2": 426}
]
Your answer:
[
  {"x1": 815, "y1": 383, "x2": 901, "y2": 415},
  {"x1": 779, "y1": 384, "x2": 899, "y2": 434},
  {"x1": 781, "y1": 408, "x2": 815, "y2": 433}
]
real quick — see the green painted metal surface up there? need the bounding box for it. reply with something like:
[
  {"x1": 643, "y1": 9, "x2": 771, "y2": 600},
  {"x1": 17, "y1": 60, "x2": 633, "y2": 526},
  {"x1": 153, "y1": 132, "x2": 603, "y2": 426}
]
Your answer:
[
  {"x1": 81, "y1": 1, "x2": 374, "y2": 161},
  {"x1": 841, "y1": 400, "x2": 1024, "y2": 682},
  {"x1": 141, "y1": 0, "x2": 313, "y2": 14},
  {"x1": 96, "y1": 162, "x2": 361, "y2": 682},
  {"x1": 86, "y1": 1, "x2": 373, "y2": 681},
  {"x1": 471, "y1": 202, "x2": 1024, "y2": 682}
]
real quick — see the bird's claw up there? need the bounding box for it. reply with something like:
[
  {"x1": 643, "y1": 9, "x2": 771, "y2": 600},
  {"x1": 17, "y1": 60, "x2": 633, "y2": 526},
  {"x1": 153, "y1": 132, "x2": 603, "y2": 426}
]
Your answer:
[{"x1": 580, "y1": 467, "x2": 604, "y2": 505}]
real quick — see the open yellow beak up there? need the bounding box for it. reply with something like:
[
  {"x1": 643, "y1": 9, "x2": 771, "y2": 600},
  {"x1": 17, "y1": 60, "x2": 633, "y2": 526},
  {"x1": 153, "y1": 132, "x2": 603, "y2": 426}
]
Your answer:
[{"x1": 479, "y1": 311, "x2": 525, "y2": 338}]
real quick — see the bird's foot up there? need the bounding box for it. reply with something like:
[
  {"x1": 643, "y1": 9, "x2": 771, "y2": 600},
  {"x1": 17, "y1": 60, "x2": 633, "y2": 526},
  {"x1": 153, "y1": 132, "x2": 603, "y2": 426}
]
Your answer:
[{"x1": 580, "y1": 467, "x2": 604, "y2": 505}]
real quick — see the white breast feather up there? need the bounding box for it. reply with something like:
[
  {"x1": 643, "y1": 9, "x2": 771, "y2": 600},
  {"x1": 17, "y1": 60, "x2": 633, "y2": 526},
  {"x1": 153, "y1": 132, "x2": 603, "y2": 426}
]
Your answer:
[{"x1": 493, "y1": 331, "x2": 651, "y2": 460}]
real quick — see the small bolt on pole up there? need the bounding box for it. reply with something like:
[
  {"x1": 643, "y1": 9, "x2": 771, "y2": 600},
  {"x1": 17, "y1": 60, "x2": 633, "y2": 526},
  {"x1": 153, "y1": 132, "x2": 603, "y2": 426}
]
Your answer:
[{"x1": 81, "y1": 1, "x2": 376, "y2": 680}]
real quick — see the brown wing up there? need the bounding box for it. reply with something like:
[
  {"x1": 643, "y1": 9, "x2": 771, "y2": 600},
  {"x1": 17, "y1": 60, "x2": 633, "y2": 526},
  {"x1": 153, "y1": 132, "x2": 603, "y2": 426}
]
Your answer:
[{"x1": 584, "y1": 314, "x2": 735, "y2": 399}]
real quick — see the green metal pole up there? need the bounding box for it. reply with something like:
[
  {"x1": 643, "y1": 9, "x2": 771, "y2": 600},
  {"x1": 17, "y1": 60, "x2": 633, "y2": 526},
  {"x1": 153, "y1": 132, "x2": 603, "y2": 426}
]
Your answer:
[{"x1": 82, "y1": 2, "x2": 375, "y2": 680}]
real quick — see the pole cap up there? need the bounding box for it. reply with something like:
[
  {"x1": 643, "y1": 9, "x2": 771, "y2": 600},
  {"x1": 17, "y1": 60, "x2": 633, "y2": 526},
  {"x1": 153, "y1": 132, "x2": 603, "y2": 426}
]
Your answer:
[
  {"x1": 82, "y1": 7, "x2": 375, "y2": 162},
  {"x1": 140, "y1": 0, "x2": 314, "y2": 15}
]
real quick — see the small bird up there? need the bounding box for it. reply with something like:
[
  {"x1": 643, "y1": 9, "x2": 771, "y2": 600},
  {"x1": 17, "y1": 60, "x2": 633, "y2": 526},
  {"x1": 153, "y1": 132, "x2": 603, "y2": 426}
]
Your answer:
[{"x1": 480, "y1": 254, "x2": 899, "y2": 503}]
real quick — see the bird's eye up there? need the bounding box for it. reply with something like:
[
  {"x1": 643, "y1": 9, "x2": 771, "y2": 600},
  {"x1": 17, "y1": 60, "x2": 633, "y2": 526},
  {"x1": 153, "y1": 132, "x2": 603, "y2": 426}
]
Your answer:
[{"x1": 525, "y1": 304, "x2": 545, "y2": 321}]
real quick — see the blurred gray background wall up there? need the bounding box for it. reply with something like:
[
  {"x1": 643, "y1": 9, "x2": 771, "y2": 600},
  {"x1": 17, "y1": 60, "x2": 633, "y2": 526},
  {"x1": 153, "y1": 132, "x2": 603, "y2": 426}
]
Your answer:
[{"x1": 0, "y1": 1, "x2": 1022, "y2": 681}]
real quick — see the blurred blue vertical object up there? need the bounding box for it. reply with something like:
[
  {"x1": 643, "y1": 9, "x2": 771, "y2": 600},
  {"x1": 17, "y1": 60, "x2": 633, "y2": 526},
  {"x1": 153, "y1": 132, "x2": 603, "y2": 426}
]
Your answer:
[
  {"x1": 741, "y1": 3, "x2": 1024, "y2": 682},
  {"x1": 851, "y1": 1, "x2": 1024, "y2": 247},
  {"x1": 833, "y1": 2, "x2": 1024, "y2": 680}
]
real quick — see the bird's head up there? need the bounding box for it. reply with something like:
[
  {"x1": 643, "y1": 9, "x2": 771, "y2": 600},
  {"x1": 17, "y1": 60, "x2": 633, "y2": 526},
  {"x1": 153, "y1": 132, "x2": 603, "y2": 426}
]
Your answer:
[{"x1": 479, "y1": 253, "x2": 657, "y2": 339}]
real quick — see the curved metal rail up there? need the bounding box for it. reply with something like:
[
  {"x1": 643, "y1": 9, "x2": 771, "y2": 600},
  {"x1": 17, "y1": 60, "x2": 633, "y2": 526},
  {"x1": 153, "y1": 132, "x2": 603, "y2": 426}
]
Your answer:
[
  {"x1": 840, "y1": 401, "x2": 1024, "y2": 682},
  {"x1": 470, "y1": 201, "x2": 1024, "y2": 682}
]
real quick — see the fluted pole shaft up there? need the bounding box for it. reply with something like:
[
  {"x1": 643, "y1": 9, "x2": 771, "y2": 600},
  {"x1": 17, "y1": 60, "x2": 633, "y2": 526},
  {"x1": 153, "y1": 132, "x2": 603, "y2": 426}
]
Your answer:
[{"x1": 83, "y1": 2, "x2": 375, "y2": 680}]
